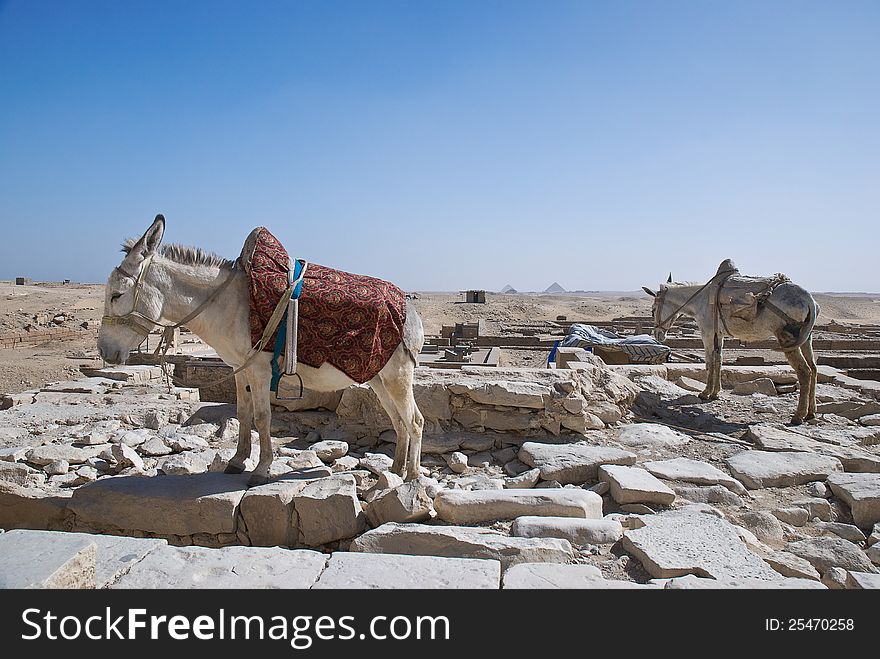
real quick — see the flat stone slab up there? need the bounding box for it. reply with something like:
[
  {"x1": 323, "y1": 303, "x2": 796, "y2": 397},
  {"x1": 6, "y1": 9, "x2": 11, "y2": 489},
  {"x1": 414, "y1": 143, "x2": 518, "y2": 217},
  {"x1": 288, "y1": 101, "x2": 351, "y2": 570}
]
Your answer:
[
  {"x1": 0, "y1": 446, "x2": 29, "y2": 462},
  {"x1": 111, "y1": 545, "x2": 327, "y2": 588},
  {"x1": 0, "y1": 461, "x2": 45, "y2": 487},
  {"x1": 503, "y1": 563, "x2": 659, "y2": 589},
  {"x1": 725, "y1": 451, "x2": 843, "y2": 489},
  {"x1": 0, "y1": 529, "x2": 96, "y2": 589},
  {"x1": 64, "y1": 533, "x2": 167, "y2": 587},
  {"x1": 614, "y1": 424, "x2": 691, "y2": 449},
  {"x1": 661, "y1": 574, "x2": 826, "y2": 589},
  {"x1": 41, "y1": 378, "x2": 118, "y2": 395},
  {"x1": 621, "y1": 510, "x2": 780, "y2": 581},
  {"x1": 450, "y1": 380, "x2": 551, "y2": 409},
  {"x1": 673, "y1": 484, "x2": 743, "y2": 506},
  {"x1": 70, "y1": 472, "x2": 250, "y2": 536},
  {"x1": 510, "y1": 516, "x2": 623, "y2": 545},
  {"x1": 598, "y1": 465, "x2": 676, "y2": 506},
  {"x1": 826, "y1": 472, "x2": 880, "y2": 529},
  {"x1": 847, "y1": 571, "x2": 880, "y2": 589},
  {"x1": 764, "y1": 551, "x2": 821, "y2": 581},
  {"x1": 747, "y1": 424, "x2": 880, "y2": 473},
  {"x1": 433, "y1": 488, "x2": 602, "y2": 524},
  {"x1": 350, "y1": 522, "x2": 574, "y2": 568},
  {"x1": 0, "y1": 482, "x2": 72, "y2": 529},
  {"x1": 518, "y1": 442, "x2": 637, "y2": 485},
  {"x1": 785, "y1": 537, "x2": 877, "y2": 574},
  {"x1": 643, "y1": 457, "x2": 747, "y2": 495},
  {"x1": 313, "y1": 552, "x2": 501, "y2": 589},
  {"x1": 26, "y1": 443, "x2": 103, "y2": 465}
]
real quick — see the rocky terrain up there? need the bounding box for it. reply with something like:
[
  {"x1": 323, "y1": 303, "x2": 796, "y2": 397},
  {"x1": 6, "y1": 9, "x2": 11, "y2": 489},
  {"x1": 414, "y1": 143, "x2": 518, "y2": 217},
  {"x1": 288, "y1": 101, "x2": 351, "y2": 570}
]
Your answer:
[{"x1": 1, "y1": 346, "x2": 879, "y2": 589}]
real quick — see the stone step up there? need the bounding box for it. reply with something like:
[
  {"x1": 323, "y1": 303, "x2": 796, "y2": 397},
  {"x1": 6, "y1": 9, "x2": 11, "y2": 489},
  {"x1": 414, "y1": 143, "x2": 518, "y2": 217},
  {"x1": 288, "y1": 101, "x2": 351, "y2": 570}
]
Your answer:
[
  {"x1": 0, "y1": 529, "x2": 96, "y2": 589},
  {"x1": 826, "y1": 472, "x2": 880, "y2": 529},
  {"x1": 433, "y1": 488, "x2": 602, "y2": 524},
  {"x1": 598, "y1": 465, "x2": 676, "y2": 506},
  {"x1": 518, "y1": 442, "x2": 637, "y2": 485},
  {"x1": 313, "y1": 552, "x2": 500, "y2": 589},
  {"x1": 642, "y1": 457, "x2": 747, "y2": 495},
  {"x1": 350, "y1": 522, "x2": 574, "y2": 568},
  {"x1": 510, "y1": 516, "x2": 623, "y2": 545},
  {"x1": 110, "y1": 545, "x2": 328, "y2": 589},
  {"x1": 69, "y1": 472, "x2": 250, "y2": 538},
  {"x1": 503, "y1": 563, "x2": 659, "y2": 589},
  {"x1": 725, "y1": 450, "x2": 843, "y2": 489}
]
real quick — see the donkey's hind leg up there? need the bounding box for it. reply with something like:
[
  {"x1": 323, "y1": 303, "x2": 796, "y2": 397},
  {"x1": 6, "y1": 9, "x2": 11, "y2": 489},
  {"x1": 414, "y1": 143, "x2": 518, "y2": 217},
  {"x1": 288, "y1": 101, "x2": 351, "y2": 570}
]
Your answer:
[
  {"x1": 783, "y1": 347, "x2": 812, "y2": 425},
  {"x1": 225, "y1": 371, "x2": 254, "y2": 474},
  {"x1": 800, "y1": 335, "x2": 818, "y2": 420}
]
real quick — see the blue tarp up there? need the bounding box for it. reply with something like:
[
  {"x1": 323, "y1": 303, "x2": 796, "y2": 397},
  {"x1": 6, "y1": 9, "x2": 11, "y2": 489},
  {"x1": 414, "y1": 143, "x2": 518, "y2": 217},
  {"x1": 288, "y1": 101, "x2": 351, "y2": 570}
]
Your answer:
[{"x1": 561, "y1": 324, "x2": 669, "y2": 365}]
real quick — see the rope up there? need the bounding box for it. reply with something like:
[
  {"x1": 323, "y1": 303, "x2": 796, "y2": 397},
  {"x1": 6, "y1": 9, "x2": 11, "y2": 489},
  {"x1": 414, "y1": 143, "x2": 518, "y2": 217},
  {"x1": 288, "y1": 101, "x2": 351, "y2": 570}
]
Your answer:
[{"x1": 657, "y1": 269, "x2": 737, "y2": 331}]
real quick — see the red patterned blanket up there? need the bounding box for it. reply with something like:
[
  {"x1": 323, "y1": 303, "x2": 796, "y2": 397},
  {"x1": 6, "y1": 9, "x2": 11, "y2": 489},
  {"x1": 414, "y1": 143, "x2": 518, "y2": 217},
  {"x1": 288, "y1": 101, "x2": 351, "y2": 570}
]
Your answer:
[{"x1": 242, "y1": 227, "x2": 407, "y2": 384}]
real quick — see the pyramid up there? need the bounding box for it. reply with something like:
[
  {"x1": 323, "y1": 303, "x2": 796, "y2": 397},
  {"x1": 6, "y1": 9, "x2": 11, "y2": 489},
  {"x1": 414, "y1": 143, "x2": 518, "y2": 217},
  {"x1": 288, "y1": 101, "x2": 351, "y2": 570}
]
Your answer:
[
  {"x1": 500, "y1": 284, "x2": 517, "y2": 294},
  {"x1": 544, "y1": 282, "x2": 566, "y2": 294}
]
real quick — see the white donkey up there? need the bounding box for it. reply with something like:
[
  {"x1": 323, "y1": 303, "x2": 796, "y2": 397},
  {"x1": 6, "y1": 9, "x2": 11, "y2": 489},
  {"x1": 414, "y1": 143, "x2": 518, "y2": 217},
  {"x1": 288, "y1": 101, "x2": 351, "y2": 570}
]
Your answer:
[
  {"x1": 98, "y1": 215, "x2": 425, "y2": 485},
  {"x1": 642, "y1": 260, "x2": 819, "y2": 425}
]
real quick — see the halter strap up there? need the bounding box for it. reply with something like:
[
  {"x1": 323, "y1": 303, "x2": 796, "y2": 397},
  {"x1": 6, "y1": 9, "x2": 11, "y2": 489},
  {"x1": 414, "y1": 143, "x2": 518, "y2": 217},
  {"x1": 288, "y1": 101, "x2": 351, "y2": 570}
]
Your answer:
[{"x1": 101, "y1": 256, "x2": 238, "y2": 338}]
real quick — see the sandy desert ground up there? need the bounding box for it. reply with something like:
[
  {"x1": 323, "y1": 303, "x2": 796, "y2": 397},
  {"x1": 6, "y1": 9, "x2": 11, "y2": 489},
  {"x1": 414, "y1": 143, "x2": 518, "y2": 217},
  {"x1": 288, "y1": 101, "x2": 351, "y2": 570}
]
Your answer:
[{"x1": 1, "y1": 280, "x2": 879, "y2": 395}]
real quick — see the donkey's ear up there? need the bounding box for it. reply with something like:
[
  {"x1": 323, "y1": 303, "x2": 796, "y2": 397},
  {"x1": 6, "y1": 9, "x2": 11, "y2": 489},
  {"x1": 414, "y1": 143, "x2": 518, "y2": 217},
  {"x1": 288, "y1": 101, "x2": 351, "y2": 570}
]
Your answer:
[
  {"x1": 667, "y1": 272, "x2": 673, "y2": 283},
  {"x1": 642, "y1": 286, "x2": 656, "y2": 297},
  {"x1": 143, "y1": 214, "x2": 165, "y2": 255},
  {"x1": 126, "y1": 214, "x2": 165, "y2": 263},
  {"x1": 122, "y1": 215, "x2": 165, "y2": 268}
]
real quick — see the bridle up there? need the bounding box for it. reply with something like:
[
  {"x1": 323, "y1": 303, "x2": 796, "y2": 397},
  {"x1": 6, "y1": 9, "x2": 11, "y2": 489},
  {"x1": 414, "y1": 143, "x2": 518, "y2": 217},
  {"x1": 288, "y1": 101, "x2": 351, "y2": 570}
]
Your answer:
[
  {"x1": 101, "y1": 254, "x2": 238, "y2": 345},
  {"x1": 100, "y1": 253, "x2": 293, "y2": 391}
]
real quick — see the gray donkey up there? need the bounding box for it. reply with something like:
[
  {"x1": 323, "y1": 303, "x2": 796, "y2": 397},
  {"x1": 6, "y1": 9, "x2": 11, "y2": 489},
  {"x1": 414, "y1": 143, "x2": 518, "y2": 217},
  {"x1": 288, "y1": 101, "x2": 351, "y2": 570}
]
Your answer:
[{"x1": 643, "y1": 259, "x2": 819, "y2": 424}]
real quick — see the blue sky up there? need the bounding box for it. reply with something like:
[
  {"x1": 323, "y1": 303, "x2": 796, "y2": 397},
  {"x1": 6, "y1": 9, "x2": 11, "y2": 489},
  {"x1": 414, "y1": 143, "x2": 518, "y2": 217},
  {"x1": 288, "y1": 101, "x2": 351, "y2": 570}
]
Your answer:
[{"x1": 1, "y1": 1, "x2": 878, "y2": 292}]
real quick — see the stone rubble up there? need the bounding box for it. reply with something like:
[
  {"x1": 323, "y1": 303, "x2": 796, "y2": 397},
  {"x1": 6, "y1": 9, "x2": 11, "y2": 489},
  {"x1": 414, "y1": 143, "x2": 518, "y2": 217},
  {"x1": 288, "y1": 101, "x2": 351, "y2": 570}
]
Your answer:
[{"x1": 3, "y1": 362, "x2": 880, "y2": 588}]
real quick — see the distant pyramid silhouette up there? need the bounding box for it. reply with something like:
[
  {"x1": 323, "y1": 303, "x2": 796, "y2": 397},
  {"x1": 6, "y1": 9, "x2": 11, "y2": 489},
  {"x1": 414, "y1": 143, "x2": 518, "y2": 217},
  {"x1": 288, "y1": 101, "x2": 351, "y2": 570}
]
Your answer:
[
  {"x1": 500, "y1": 284, "x2": 517, "y2": 294},
  {"x1": 544, "y1": 282, "x2": 566, "y2": 293}
]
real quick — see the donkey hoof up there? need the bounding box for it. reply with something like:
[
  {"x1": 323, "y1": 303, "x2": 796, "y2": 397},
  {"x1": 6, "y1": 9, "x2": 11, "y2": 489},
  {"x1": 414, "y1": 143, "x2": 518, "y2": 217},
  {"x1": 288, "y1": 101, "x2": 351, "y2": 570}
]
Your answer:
[
  {"x1": 789, "y1": 417, "x2": 804, "y2": 426},
  {"x1": 698, "y1": 391, "x2": 712, "y2": 401},
  {"x1": 247, "y1": 473, "x2": 270, "y2": 487},
  {"x1": 224, "y1": 464, "x2": 244, "y2": 475},
  {"x1": 804, "y1": 413, "x2": 817, "y2": 422}
]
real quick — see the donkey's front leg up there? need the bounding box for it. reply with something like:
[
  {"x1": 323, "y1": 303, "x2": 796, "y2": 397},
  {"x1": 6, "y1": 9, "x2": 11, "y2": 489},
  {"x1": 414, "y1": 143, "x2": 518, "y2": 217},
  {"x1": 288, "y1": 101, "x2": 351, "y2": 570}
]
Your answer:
[
  {"x1": 225, "y1": 372, "x2": 254, "y2": 474},
  {"x1": 245, "y1": 363, "x2": 275, "y2": 486},
  {"x1": 710, "y1": 337, "x2": 724, "y2": 398},
  {"x1": 699, "y1": 346, "x2": 716, "y2": 401},
  {"x1": 700, "y1": 334, "x2": 723, "y2": 401}
]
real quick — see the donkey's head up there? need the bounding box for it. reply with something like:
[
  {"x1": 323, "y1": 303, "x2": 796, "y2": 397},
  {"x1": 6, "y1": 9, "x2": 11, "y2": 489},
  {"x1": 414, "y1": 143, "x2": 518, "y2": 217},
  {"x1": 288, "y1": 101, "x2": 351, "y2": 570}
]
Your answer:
[
  {"x1": 642, "y1": 272, "x2": 674, "y2": 342},
  {"x1": 97, "y1": 215, "x2": 166, "y2": 364}
]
